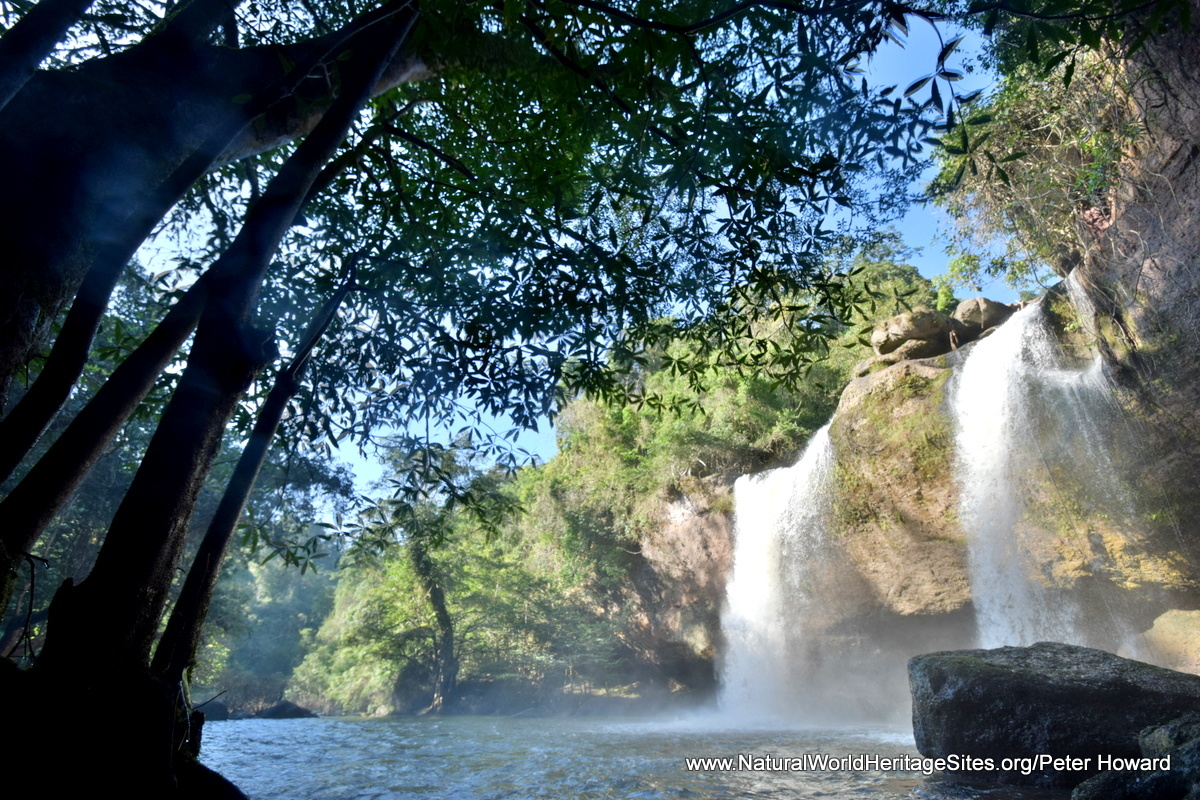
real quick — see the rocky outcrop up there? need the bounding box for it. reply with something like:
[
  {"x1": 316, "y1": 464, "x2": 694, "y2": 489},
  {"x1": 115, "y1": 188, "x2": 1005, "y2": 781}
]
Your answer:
[
  {"x1": 830, "y1": 357, "x2": 971, "y2": 617},
  {"x1": 1067, "y1": 0, "x2": 1200, "y2": 589},
  {"x1": 629, "y1": 479, "x2": 734, "y2": 693},
  {"x1": 1073, "y1": 713, "x2": 1200, "y2": 799},
  {"x1": 952, "y1": 297, "x2": 1014, "y2": 339},
  {"x1": 739, "y1": 354, "x2": 978, "y2": 720},
  {"x1": 199, "y1": 699, "x2": 230, "y2": 721},
  {"x1": 1129, "y1": 610, "x2": 1200, "y2": 675},
  {"x1": 830, "y1": 287, "x2": 1200, "y2": 671},
  {"x1": 909, "y1": 642, "x2": 1200, "y2": 788},
  {"x1": 871, "y1": 309, "x2": 960, "y2": 356},
  {"x1": 855, "y1": 298, "x2": 1016, "y2": 379}
]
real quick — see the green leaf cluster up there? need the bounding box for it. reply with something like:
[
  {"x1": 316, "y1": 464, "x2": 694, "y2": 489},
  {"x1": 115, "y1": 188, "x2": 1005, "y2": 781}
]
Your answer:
[
  {"x1": 929, "y1": 50, "x2": 1141, "y2": 288},
  {"x1": 289, "y1": 484, "x2": 627, "y2": 714},
  {"x1": 923, "y1": 0, "x2": 1189, "y2": 291},
  {"x1": 141, "y1": 0, "x2": 945, "y2": 473}
]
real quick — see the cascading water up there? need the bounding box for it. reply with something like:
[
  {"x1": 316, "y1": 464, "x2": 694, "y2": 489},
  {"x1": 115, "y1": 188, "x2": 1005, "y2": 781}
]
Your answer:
[
  {"x1": 717, "y1": 283, "x2": 1155, "y2": 724},
  {"x1": 951, "y1": 296, "x2": 1140, "y2": 649},
  {"x1": 719, "y1": 424, "x2": 835, "y2": 720},
  {"x1": 952, "y1": 303, "x2": 1078, "y2": 646}
]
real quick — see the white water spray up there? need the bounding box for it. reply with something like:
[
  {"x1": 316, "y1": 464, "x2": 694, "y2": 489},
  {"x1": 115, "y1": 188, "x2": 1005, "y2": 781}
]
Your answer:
[
  {"x1": 719, "y1": 424, "x2": 834, "y2": 719},
  {"x1": 952, "y1": 304, "x2": 1077, "y2": 646},
  {"x1": 952, "y1": 298, "x2": 1136, "y2": 648},
  {"x1": 717, "y1": 286, "x2": 1152, "y2": 722}
]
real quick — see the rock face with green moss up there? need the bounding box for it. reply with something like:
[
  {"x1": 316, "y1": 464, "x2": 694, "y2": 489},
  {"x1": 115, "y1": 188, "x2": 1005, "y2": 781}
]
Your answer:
[
  {"x1": 1051, "y1": 4, "x2": 1200, "y2": 633},
  {"x1": 1049, "y1": 13, "x2": 1200, "y2": 669},
  {"x1": 829, "y1": 356, "x2": 970, "y2": 618},
  {"x1": 816, "y1": 291, "x2": 1200, "y2": 670}
]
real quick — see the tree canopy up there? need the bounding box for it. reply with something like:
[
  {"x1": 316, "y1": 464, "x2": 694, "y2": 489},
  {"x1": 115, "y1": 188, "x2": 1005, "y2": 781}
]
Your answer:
[{"x1": 0, "y1": 0, "x2": 1190, "y2": 795}]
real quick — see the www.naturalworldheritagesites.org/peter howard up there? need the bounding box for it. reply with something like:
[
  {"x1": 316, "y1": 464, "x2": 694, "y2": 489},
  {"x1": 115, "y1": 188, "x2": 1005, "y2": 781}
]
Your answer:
[{"x1": 683, "y1": 752, "x2": 1172, "y2": 775}]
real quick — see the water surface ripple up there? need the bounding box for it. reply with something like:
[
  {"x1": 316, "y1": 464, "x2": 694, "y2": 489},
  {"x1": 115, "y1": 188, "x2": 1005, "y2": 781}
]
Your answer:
[{"x1": 202, "y1": 716, "x2": 942, "y2": 799}]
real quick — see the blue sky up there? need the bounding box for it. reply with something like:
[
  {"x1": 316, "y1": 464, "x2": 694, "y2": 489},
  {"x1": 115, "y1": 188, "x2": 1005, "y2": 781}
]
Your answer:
[{"x1": 864, "y1": 20, "x2": 1018, "y2": 300}]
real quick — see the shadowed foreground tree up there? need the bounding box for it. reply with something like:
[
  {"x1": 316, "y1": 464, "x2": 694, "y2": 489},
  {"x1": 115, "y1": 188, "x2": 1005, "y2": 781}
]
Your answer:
[{"x1": 0, "y1": 0, "x2": 1186, "y2": 795}]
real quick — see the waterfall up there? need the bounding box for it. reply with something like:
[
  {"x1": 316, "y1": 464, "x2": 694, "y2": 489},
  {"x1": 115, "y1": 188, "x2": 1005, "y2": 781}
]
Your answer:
[
  {"x1": 719, "y1": 424, "x2": 834, "y2": 720},
  {"x1": 951, "y1": 303, "x2": 1078, "y2": 646},
  {"x1": 951, "y1": 298, "x2": 1137, "y2": 649},
  {"x1": 717, "y1": 285, "x2": 1152, "y2": 723}
]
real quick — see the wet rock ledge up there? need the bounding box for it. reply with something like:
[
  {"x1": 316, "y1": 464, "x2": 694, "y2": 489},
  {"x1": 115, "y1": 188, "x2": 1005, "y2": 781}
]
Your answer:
[{"x1": 909, "y1": 642, "x2": 1200, "y2": 794}]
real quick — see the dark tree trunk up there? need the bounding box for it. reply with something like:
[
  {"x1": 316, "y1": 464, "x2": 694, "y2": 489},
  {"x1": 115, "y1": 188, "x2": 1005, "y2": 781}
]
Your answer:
[
  {"x1": 145, "y1": 0, "x2": 242, "y2": 52},
  {"x1": 410, "y1": 538, "x2": 459, "y2": 714},
  {"x1": 0, "y1": 4, "x2": 422, "y2": 607},
  {"x1": 0, "y1": 280, "x2": 208, "y2": 610},
  {"x1": 0, "y1": 3, "x2": 427, "y2": 403},
  {"x1": 0, "y1": 11, "x2": 416, "y2": 796},
  {"x1": 37, "y1": 4, "x2": 416, "y2": 674},
  {"x1": 153, "y1": 277, "x2": 355, "y2": 685},
  {"x1": 39, "y1": 312, "x2": 275, "y2": 667},
  {"x1": 0, "y1": 0, "x2": 96, "y2": 113},
  {"x1": 0, "y1": 22, "x2": 367, "y2": 484}
]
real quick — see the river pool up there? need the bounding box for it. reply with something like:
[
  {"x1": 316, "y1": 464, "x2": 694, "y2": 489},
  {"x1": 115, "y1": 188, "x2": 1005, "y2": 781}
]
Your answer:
[{"x1": 200, "y1": 714, "x2": 1063, "y2": 799}]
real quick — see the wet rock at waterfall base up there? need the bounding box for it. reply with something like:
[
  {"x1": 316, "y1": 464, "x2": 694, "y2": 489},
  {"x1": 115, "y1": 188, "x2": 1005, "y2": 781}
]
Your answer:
[
  {"x1": 1071, "y1": 714, "x2": 1200, "y2": 799},
  {"x1": 909, "y1": 642, "x2": 1200, "y2": 788}
]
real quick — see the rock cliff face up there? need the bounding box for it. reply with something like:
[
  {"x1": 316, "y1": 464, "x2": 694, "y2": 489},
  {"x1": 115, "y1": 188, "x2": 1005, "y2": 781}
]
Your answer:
[
  {"x1": 827, "y1": 300, "x2": 1200, "y2": 665},
  {"x1": 1055, "y1": 1, "x2": 1200, "y2": 664},
  {"x1": 630, "y1": 0, "x2": 1200, "y2": 718},
  {"x1": 627, "y1": 479, "x2": 734, "y2": 694},
  {"x1": 830, "y1": 356, "x2": 970, "y2": 618},
  {"x1": 1060, "y1": 4, "x2": 1200, "y2": 547}
]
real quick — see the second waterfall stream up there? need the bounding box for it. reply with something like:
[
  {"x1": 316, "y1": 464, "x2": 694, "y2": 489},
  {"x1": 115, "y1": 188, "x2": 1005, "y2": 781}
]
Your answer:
[{"x1": 718, "y1": 294, "x2": 1154, "y2": 723}]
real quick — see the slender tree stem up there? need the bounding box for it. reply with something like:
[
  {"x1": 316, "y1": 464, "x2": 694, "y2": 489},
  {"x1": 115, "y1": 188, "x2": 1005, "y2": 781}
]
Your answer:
[{"x1": 153, "y1": 274, "x2": 355, "y2": 685}]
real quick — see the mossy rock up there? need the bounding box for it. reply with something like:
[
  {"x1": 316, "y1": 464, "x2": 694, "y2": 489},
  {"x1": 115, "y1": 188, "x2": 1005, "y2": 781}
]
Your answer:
[{"x1": 828, "y1": 360, "x2": 970, "y2": 616}]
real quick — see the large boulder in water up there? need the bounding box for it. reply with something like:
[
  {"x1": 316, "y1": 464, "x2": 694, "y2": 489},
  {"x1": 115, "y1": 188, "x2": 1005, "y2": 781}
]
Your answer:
[
  {"x1": 909, "y1": 641, "x2": 1200, "y2": 788},
  {"x1": 199, "y1": 699, "x2": 230, "y2": 721},
  {"x1": 254, "y1": 700, "x2": 316, "y2": 719}
]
